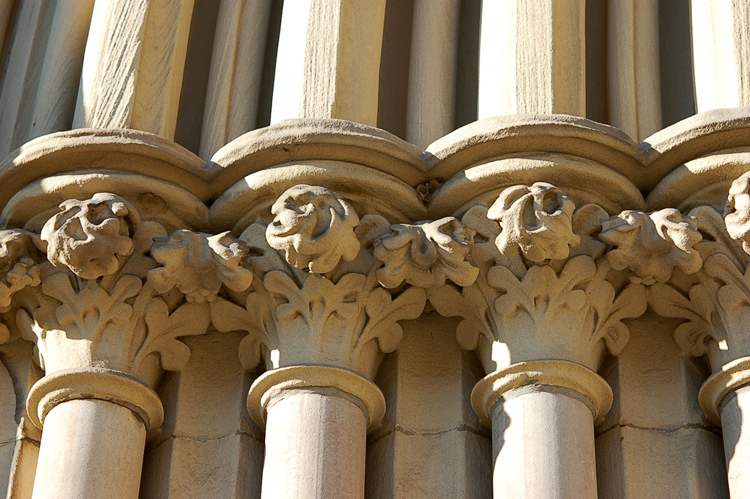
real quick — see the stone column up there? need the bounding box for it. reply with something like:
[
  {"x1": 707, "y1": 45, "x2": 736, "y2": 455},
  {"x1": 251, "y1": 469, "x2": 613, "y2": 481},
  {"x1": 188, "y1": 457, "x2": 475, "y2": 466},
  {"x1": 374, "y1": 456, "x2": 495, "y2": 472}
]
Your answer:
[
  {"x1": 210, "y1": 185, "x2": 477, "y2": 499},
  {"x1": 27, "y1": 370, "x2": 162, "y2": 499},
  {"x1": 636, "y1": 174, "x2": 750, "y2": 497},
  {"x1": 477, "y1": 0, "x2": 586, "y2": 118},
  {"x1": 473, "y1": 361, "x2": 611, "y2": 498},
  {"x1": 0, "y1": 194, "x2": 255, "y2": 498},
  {"x1": 431, "y1": 183, "x2": 700, "y2": 498},
  {"x1": 650, "y1": 172, "x2": 750, "y2": 498}
]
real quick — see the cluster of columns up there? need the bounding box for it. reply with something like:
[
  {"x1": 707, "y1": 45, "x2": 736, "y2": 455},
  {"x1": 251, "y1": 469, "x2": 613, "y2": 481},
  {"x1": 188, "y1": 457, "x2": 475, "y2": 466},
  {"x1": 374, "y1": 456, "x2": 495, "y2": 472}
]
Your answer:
[{"x1": 0, "y1": 165, "x2": 749, "y2": 498}]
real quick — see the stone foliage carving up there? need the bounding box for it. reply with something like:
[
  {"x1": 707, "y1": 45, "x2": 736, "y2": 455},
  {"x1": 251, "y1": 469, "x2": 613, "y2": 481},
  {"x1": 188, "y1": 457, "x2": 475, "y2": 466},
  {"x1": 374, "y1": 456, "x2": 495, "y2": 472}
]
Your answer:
[
  {"x1": 41, "y1": 194, "x2": 139, "y2": 280},
  {"x1": 429, "y1": 183, "x2": 652, "y2": 373},
  {"x1": 726, "y1": 171, "x2": 750, "y2": 254},
  {"x1": 266, "y1": 185, "x2": 360, "y2": 273},
  {"x1": 649, "y1": 193, "x2": 750, "y2": 361},
  {"x1": 600, "y1": 209, "x2": 702, "y2": 285},
  {"x1": 488, "y1": 182, "x2": 579, "y2": 262},
  {"x1": 149, "y1": 230, "x2": 254, "y2": 303},
  {"x1": 374, "y1": 217, "x2": 478, "y2": 288}
]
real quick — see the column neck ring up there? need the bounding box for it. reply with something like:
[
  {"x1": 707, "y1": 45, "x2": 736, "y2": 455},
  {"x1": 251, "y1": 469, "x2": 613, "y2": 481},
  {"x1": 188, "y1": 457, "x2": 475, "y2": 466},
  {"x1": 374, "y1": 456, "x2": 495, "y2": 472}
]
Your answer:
[
  {"x1": 247, "y1": 365, "x2": 386, "y2": 434},
  {"x1": 26, "y1": 368, "x2": 164, "y2": 431},
  {"x1": 699, "y1": 356, "x2": 750, "y2": 425},
  {"x1": 471, "y1": 360, "x2": 613, "y2": 427}
]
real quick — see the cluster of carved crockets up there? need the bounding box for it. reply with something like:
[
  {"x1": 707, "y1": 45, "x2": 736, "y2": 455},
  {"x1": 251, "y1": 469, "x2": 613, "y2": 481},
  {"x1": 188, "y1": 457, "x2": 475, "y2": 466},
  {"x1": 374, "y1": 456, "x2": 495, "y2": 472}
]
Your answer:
[{"x1": 2, "y1": 173, "x2": 750, "y2": 496}]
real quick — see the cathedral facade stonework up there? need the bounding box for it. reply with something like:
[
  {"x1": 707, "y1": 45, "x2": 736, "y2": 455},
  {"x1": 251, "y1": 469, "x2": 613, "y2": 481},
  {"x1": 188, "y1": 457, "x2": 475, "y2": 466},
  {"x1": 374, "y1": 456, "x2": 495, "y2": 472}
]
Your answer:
[{"x1": 0, "y1": 1, "x2": 747, "y2": 498}]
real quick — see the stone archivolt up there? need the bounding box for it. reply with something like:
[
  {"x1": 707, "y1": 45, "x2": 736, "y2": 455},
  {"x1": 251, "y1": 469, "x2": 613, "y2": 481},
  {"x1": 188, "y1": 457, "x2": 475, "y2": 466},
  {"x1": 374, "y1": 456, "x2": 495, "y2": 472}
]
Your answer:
[{"x1": 3, "y1": 113, "x2": 750, "y2": 497}]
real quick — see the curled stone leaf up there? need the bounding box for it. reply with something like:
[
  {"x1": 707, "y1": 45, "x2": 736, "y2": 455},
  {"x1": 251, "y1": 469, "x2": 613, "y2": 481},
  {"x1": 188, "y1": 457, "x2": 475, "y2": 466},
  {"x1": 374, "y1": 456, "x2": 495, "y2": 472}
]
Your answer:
[
  {"x1": 0, "y1": 230, "x2": 44, "y2": 311},
  {"x1": 726, "y1": 172, "x2": 750, "y2": 254},
  {"x1": 149, "y1": 230, "x2": 254, "y2": 303},
  {"x1": 41, "y1": 193, "x2": 139, "y2": 279},
  {"x1": 374, "y1": 217, "x2": 478, "y2": 288},
  {"x1": 266, "y1": 185, "x2": 361, "y2": 273},
  {"x1": 488, "y1": 182, "x2": 579, "y2": 262},
  {"x1": 600, "y1": 209, "x2": 702, "y2": 285}
]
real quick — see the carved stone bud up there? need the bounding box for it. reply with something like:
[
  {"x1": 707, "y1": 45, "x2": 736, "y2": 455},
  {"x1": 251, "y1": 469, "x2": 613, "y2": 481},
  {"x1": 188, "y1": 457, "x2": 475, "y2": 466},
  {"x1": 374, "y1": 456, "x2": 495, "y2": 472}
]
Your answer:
[
  {"x1": 149, "y1": 230, "x2": 254, "y2": 303},
  {"x1": 0, "y1": 230, "x2": 43, "y2": 310},
  {"x1": 600, "y1": 209, "x2": 702, "y2": 285},
  {"x1": 488, "y1": 182, "x2": 579, "y2": 261},
  {"x1": 726, "y1": 172, "x2": 750, "y2": 254},
  {"x1": 374, "y1": 217, "x2": 479, "y2": 288},
  {"x1": 41, "y1": 193, "x2": 139, "y2": 280},
  {"x1": 266, "y1": 185, "x2": 360, "y2": 273}
]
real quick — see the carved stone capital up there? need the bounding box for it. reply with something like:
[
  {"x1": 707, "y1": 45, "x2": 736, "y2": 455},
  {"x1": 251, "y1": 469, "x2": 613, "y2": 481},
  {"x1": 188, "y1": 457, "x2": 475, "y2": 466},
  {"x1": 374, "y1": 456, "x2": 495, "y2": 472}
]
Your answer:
[
  {"x1": 648, "y1": 181, "x2": 750, "y2": 365},
  {"x1": 211, "y1": 185, "x2": 431, "y2": 379},
  {"x1": 12, "y1": 194, "x2": 229, "y2": 386},
  {"x1": 430, "y1": 184, "x2": 646, "y2": 374}
]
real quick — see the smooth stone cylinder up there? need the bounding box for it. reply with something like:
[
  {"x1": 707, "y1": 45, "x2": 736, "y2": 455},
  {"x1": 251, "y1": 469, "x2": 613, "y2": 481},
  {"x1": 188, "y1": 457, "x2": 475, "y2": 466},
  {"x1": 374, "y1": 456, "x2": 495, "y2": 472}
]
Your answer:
[
  {"x1": 260, "y1": 391, "x2": 367, "y2": 499},
  {"x1": 720, "y1": 385, "x2": 750, "y2": 498},
  {"x1": 491, "y1": 387, "x2": 597, "y2": 499},
  {"x1": 32, "y1": 399, "x2": 147, "y2": 499}
]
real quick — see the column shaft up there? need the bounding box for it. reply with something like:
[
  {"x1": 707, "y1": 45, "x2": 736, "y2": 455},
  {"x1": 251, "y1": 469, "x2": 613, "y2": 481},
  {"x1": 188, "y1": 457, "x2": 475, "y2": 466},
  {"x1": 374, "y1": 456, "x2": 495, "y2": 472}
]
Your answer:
[
  {"x1": 270, "y1": 0, "x2": 386, "y2": 125},
  {"x1": 261, "y1": 391, "x2": 367, "y2": 499},
  {"x1": 720, "y1": 385, "x2": 750, "y2": 498},
  {"x1": 491, "y1": 389, "x2": 597, "y2": 499},
  {"x1": 32, "y1": 399, "x2": 146, "y2": 499},
  {"x1": 691, "y1": 0, "x2": 750, "y2": 112},
  {"x1": 477, "y1": 0, "x2": 585, "y2": 118}
]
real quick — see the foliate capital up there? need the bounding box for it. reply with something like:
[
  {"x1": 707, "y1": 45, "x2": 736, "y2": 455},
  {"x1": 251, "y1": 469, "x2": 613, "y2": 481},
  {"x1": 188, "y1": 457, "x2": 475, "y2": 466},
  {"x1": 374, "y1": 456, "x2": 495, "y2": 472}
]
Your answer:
[{"x1": 430, "y1": 183, "x2": 646, "y2": 373}]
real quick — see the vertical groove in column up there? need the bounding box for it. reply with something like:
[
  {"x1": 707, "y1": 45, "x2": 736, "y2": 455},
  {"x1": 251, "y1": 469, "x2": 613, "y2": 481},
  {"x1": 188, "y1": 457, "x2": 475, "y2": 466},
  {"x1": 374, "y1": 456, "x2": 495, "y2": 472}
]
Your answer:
[
  {"x1": 405, "y1": 0, "x2": 460, "y2": 148},
  {"x1": 0, "y1": 0, "x2": 16, "y2": 73},
  {"x1": 607, "y1": 0, "x2": 660, "y2": 141},
  {"x1": 199, "y1": 0, "x2": 272, "y2": 160},
  {"x1": 27, "y1": 0, "x2": 95, "y2": 141},
  {"x1": 691, "y1": 0, "x2": 750, "y2": 112},
  {"x1": 0, "y1": 0, "x2": 54, "y2": 159},
  {"x1": 477, "y1": 0, "x2": 585, "y2": 119},
  {"x1": 269, "y1": 0, "x2": 310, "y2": 125},
  {"x1": 271, "y1": 0, "x2": 386, "y2": 126}
]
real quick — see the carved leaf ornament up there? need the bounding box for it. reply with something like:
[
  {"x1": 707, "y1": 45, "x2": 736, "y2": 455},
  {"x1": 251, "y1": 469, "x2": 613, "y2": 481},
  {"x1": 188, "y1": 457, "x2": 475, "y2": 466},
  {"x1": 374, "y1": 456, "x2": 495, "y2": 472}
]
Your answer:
[
  {"x1": 643, "y1": 173, "x2": 750, "y2": 360},
  {"x1": 10, "y1": 193, "x2": 228, "y2": 379},
  {"x1": 3, "y1": 177, "x2": 744, "y2": 379},
  {"x1": 427, "y1": 182, "x2": 708, "y2": 370}
]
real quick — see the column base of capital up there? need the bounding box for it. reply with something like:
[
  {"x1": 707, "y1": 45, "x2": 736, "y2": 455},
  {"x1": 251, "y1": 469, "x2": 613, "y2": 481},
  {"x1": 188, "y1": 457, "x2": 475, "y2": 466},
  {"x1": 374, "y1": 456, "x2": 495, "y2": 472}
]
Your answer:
[
  {"x1": 699, "y1": 356, "x2": 750, "y2": 425},
  {"x1": 471, "y1": 360, "x2": 613, "y2": 427},
  {"x1": 247, "y1": 365, "x2": 386, "y2": 433},
  {"x1": 26, "y1": 367, "x2": 164, "y2": 431}
]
